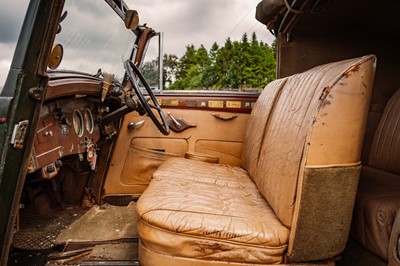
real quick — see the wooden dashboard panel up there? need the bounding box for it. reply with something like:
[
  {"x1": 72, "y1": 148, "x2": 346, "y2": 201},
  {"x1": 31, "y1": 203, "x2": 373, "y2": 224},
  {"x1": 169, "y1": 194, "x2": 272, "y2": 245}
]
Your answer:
[
  {"x1": 156, "y1": 94, "x2": 258, "y2": 114},
  {"x1": 29, "y1": 97, "x2": 100, "y2": 174}
]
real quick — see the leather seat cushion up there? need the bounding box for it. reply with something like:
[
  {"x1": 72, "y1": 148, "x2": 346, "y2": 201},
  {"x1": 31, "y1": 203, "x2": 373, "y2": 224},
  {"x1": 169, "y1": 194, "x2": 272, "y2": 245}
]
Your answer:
[
  {"x1": 137, "y1": 158, "x2": 290, "y2": 264},
  {"x1": 352, "y1": 166, "x2": 400, "y2": 260}
]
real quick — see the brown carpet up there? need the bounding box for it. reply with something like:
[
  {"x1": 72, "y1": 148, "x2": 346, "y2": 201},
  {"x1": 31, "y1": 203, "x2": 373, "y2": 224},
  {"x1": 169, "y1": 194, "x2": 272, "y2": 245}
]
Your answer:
[{"x1": 56, "y1": 202, "x2": 138, "y2": 244}]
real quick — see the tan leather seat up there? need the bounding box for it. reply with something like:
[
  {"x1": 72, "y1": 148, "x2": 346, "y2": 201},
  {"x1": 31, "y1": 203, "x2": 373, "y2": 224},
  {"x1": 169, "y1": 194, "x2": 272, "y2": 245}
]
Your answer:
[
  {"x1": 352, "y1": 88, "x2": 400, "y2": 260},
  {"x1": 136, "y1": 55, "x2": 376, "y2": 265},
  {"x1": 138, "y1": 158, "x2": 290, "y2": 264}
]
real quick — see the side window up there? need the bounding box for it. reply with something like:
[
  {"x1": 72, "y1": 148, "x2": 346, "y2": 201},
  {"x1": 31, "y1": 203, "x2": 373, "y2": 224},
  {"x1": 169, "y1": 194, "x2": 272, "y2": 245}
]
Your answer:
[
  {"x1": 139, "y1": 35, "x2": 162, "y2": 92},
  {"x1": 140, "y1": 33, "x2": 276, "y2": 94}
]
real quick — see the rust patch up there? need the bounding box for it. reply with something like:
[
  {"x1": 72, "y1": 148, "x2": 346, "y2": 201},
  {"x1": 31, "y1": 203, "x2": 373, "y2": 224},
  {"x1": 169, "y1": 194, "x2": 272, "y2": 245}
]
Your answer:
[
  {"x1": 343, "y1": 64, "x2": 360, "y2": 78},
  {"x1": 319, "y1": 86, "x2": 332, "y2": 103},
  {"x1": 322, "y1": 100, "x2": 331, "y2": 106}
]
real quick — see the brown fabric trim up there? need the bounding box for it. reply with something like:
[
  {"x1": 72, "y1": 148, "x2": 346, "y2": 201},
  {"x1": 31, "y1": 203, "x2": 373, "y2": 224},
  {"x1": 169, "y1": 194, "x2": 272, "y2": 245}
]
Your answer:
[{"x1": 288, "y1": 165, "x2": 361, "y2": 262}]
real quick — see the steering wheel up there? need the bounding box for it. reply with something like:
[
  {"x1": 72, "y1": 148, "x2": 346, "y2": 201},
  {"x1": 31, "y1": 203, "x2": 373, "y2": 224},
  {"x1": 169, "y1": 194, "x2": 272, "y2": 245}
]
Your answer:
[{"x1": 124, "y1": 60, "x2": 169, "y2": 135}]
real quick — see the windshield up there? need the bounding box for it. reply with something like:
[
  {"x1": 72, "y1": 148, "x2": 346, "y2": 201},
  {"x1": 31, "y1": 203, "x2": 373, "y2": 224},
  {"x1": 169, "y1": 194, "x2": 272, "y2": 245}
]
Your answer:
[{"x1": 52, "y1": 0, "x2": 137, "y2": 81}]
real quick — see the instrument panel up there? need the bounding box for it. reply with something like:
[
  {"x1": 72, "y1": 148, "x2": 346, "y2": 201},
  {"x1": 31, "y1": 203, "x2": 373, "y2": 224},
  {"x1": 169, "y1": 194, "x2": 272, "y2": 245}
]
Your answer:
[{"x1": 28, "y1": 97, "x2": 101, "y2": 178}]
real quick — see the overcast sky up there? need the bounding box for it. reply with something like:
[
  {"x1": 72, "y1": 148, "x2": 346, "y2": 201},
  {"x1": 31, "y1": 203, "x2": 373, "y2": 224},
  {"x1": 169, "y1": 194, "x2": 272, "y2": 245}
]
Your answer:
[{"x1": 0, "y1": 0, "x2": 274, "y2": 87}]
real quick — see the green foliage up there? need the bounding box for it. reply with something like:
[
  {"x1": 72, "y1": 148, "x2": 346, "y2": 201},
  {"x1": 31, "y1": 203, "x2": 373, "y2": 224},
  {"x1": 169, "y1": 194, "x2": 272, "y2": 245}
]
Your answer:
[
  {"x1": 140, "y1": 59, "x2": 158, "y2": 88},
  {"x1": 141, "y1": 32, "x2": 277, "y2": 90},
  {"x1": 170, "y1": 32, "x2": 276, "y2": 90},
  {"x1": 163, "y1": 54, "x2": 178, "y2": 87}
]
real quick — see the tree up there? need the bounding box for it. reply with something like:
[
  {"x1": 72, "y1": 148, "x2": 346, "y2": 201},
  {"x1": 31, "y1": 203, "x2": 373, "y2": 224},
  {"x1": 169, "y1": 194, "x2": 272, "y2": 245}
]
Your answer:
[
  {"x1": 215, "y1": 37, "x2": 234, "y2": 88},
  {"x1": 196, "y1": 45, "x2": 209, "y2": 72},
  {"x1": 140, "y1": 59, "x2": 158, "y2": 88},
  {"x1": 163, "y1": 54, "x2": 178, "y2": 87},
  {"x1": 168, "y1": 33, "x2": 277, "y2": 90},
  {"x1": 202, "y1": 42, "x2": 219, "y2": 88},
  {"x1": 176, "y1": 44, "x2": 197, "y2": 81}
]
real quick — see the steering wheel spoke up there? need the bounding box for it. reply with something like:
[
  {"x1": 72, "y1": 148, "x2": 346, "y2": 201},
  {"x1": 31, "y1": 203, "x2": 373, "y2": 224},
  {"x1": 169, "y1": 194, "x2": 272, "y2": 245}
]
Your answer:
[
  {"x1": 124, "y1": 60, "x2": 169, "y2": 135},
  {"x1": 148, "y1": 102, "x2": 159, "y2": 110}
]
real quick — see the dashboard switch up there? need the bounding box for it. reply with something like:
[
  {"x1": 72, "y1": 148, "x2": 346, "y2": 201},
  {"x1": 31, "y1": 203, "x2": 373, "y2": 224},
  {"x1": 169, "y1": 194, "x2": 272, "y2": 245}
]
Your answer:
[
  {"x1": 46, "y1": 165, "x2": 55, "y2": 173},
  {"x1": 55, "y1": 160, "x2": 63, "y2": 168}
]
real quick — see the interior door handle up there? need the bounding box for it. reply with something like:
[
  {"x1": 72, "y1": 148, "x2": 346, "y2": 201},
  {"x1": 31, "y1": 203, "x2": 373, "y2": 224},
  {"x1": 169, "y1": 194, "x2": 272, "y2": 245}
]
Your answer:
[
  {"x1": 167, "y1": 112, "x2": 181, "y2": 129},
  {"x1": 166, "y1": 112, "x2": 196, "y2": 133},
  {"x1": 211, "y1": 113, "x2": 238, "y2": 121}
]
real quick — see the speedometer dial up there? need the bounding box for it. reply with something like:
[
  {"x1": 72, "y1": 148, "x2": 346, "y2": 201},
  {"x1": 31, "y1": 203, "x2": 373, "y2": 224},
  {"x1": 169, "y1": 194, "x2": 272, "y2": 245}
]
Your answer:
[
  {"x1": 73, "y1": 110, "x2": 84, "y2": 137},
  {"x1": 84, "y1": 109, "x2": 94, "y2": 134}
]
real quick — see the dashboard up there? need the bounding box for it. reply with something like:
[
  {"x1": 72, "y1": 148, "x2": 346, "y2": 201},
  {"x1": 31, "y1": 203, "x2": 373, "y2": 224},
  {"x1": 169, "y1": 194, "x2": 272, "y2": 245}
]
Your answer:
[
  {"x1": 28, "y1": 97, "x2": 101, "y2": 178},
  {"x1": 27, "y1": 73, "x2": 121, "y2": 179}
]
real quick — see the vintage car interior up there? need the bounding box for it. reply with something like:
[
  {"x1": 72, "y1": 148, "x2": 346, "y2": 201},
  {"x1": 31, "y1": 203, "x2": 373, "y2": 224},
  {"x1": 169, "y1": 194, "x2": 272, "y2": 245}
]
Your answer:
[{"x1": 1, "y1": 0, "x2": 400, "y2": 265}]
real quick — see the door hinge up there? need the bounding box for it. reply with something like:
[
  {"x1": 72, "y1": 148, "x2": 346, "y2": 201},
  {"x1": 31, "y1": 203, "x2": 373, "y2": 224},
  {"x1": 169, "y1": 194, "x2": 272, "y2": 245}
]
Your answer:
[{"x1": 10, "y1": 120, "x2": 29, "y2": 149}]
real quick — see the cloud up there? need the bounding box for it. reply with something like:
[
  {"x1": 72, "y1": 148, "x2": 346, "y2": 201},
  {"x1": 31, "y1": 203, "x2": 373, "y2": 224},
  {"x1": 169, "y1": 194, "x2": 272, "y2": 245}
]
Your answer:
[
  {"x1": 0, "y1": 0, "x2": 29, "y2": 43},
  {"x1": 0, "y1": 0, "x2": 29, "y2": 88},
  {"x1": 0, "y1": 43, "x2": 20, "y2": 89},
  {"x1": 126, "y1": 0, "x2": 274, "y2": 56}
]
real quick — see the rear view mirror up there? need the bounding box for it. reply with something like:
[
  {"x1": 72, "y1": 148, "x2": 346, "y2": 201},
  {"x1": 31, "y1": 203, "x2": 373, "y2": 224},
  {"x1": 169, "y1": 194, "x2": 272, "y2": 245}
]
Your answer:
[{"x1": 125, "y1": 10, "x2": 139, "y2": 30}]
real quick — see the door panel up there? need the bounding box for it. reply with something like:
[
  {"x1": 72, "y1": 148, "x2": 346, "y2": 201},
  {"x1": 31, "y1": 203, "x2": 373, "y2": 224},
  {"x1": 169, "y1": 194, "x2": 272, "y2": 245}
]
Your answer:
[
  {"x1": 103, "y1": 94, "x2": 258, "y2": 196},
  {"x1": 131, "y1": 137, "x2": 188, "y2": 154},
  {"x1": 195, "y1": 140, "x2": 243, "y2": 166},
  {"x1": 120, "y1": 138, "x2": 187, "y2": 186}
]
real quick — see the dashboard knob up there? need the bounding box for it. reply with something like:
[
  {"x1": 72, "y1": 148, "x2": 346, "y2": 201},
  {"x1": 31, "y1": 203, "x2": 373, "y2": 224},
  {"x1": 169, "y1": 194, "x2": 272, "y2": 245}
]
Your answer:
[
  {"x1": 111, "y1": 87, "x2": 123, "y2": 96},
  {"x1": 55, "y1": 160, "x2": 63, "y2": 168},
  {"x1": 46, "y1": 165, "x2": 55, "y2": 173}
]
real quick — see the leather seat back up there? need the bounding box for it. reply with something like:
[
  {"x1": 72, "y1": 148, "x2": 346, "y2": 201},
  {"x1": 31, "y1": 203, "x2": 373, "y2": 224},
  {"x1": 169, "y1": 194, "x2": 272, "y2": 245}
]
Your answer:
[
  {"x1": 351, "y1": 88, "x2": 400, "y2": 260},
  {"x1": 241, "y1": 78, "x2": 287, "y2": 179},
  {"x1": 241, "y1": 55, "x2": 376, "y2": 261},
  {"x1": 369, "y1": 88, "x2": 400, "y2": 174}
]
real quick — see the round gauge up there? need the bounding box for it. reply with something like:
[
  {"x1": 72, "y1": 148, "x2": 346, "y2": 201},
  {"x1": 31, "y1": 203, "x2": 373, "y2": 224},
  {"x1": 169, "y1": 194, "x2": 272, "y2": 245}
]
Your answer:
[
  {"x1": 84, "y1": 109, "x2": 94, "y2": 134},
  {"x1": 72, "y1": 110, "x2": 84, "y2": 137}
]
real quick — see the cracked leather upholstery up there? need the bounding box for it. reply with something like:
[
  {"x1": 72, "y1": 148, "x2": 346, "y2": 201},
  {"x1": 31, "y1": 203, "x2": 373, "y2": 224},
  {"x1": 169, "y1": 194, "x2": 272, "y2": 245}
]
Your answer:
[
  {"x1": 353, "y1": 88, "x2": 400, "y2": 260},
  {"x1": 137, "y1": 55, "x2": 376, "y2": 265},
  {"x1": 138, "y1": 158, "x2": 290, "y2": 264},
  {"x1": 241, "y1": 78, "x2": 287, "y2": 179}
]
